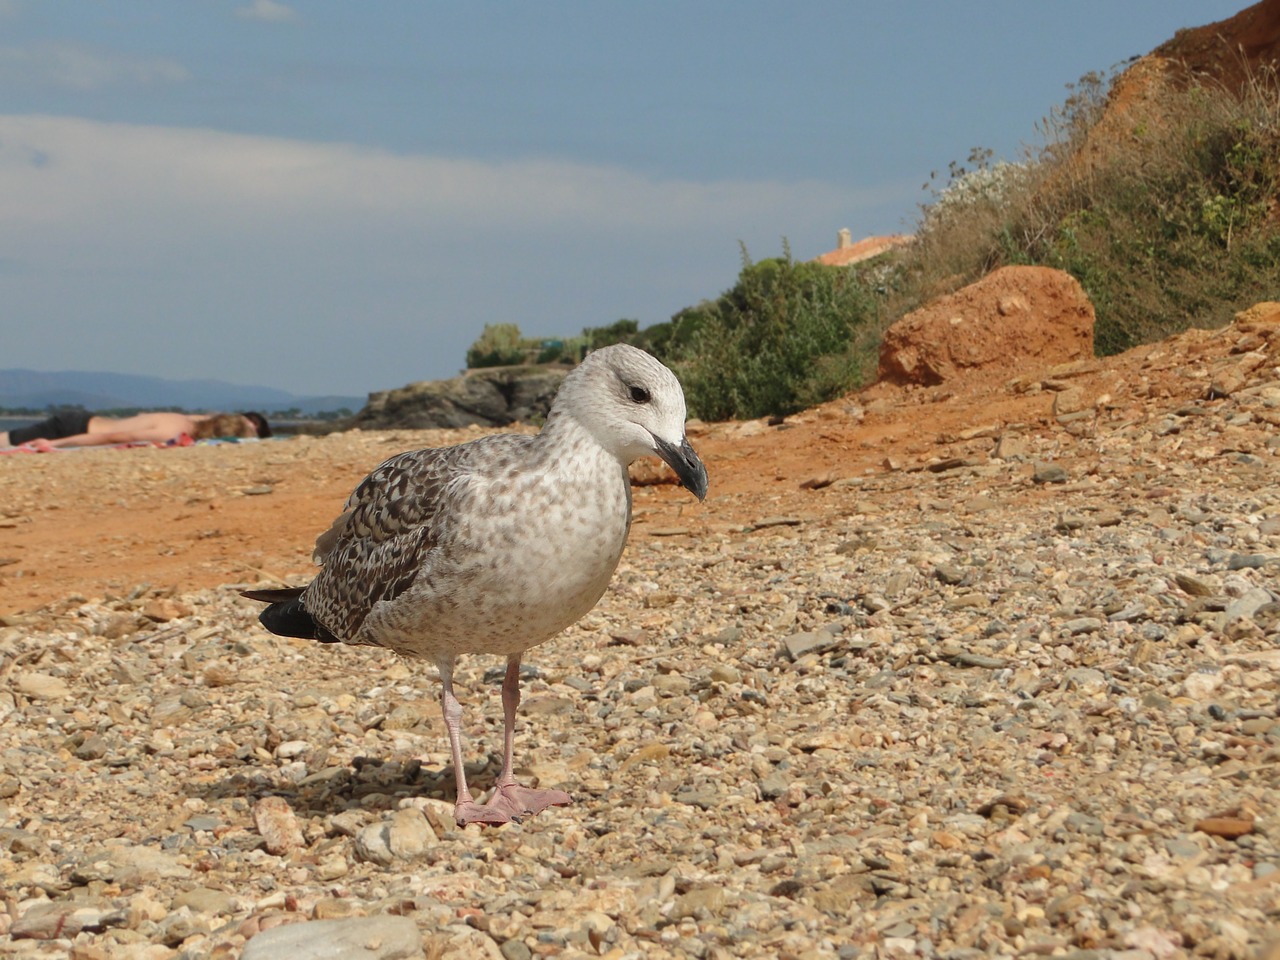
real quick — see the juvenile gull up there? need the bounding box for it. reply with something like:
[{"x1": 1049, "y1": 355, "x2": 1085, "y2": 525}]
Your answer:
[{"x1": 243, "y1": 344, "x2": 708, "y2": 826}]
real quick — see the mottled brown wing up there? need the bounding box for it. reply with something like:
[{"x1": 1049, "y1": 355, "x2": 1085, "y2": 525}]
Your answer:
[{"x1": 300, "y1": 436, "x2": 528, "y2": 644}]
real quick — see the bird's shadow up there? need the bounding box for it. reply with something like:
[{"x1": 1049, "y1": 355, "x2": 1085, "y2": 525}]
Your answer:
[
  {"x1": 190, "y1": 752, "x2": 506, "y2": 818},
  {"x1": 188, "y1": 663, "x2": 557, "y2": 820}
]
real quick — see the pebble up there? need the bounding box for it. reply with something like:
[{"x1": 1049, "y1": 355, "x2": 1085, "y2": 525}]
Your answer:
[
  {"x1": 1032, "y1": 462, "x2": 1068, "y2": 483},
  {"x1": 354, "y1": 808, "x2": 434, "y2": 865},
  {"x1": 240, "y1": 916, "x2": 425, "y2": 959},
  {"x1": 781, "y1": 630, "x2": 833, "y2": 661},
  {"x1": 253, "y1": 795, "x2": 306, "y2": 856},
  {"x1": 15, "y1": 673, "x2": 71, "y2": 699}
]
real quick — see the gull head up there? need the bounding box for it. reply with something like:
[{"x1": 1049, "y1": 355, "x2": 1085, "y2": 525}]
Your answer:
[{"x1": 553, "y1": 343, "x2": 709, "y2": 501}]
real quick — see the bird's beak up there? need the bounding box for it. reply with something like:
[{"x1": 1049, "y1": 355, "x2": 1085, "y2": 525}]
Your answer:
[{"x1": 654, "y1": 435, "x2": 709, "y2": 501}]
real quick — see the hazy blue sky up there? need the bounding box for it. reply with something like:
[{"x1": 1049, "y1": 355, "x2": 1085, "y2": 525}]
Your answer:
[{"x1": 0, "y1": 1, "x2": 1249, "y2": 398}]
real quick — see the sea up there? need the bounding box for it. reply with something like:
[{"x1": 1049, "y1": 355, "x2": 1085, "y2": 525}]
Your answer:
[{"x1": 0, "y1": 416, "x2": 39, "y2": 434}]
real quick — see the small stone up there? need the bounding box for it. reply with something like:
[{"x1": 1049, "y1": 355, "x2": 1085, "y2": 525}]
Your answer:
[
  {"x1": 1062, "y1": 617, "x2": 1103, "y2": 635},
  {"x1": 1183, "y1": 670, "x2": 1225, "y2": 701},
  {"x1": 1194, "y1": 816, "x2": 1254, "y2": 839},
  {"x1": 751, "y1": 515, "x2": 804, "y2": 531},
  {"x1": 74, "y1": 735, "x2": 109, "y2": 760},
  {"x1": 253, "y1": 796, "x2": 306, "y2": 856},
  {"x1": 354, "y1": 811, "x2": 437, "y2": 866},
  {"x1": 141, "y1": 598, "x2": 192, "y2": 622},
  {"x1": 173, "y1": 886, "x2": 237, "y2": 915},
  {"x1": 11, "y1": 901, "x2": 128, "y2": 940},
  {"x1": 673, "y1": 886, "x2": 727, "y2": 919},
  {"x1": 800, "y1": 473, "x2": 838, "y2": 490},
  {"x1": 993, "y1": 435, "x2": 1029, "y2": 460},
  {"x1": 386, "y1": 808, "x2": 434, "y2": 859},
  {"x1": 313, "y1": 898, "x2": 363, "y2": 920},
  {"x1": 1227, "y1": 553, "x2": 1272, "y2": 570},
  {"x1": 275, "y1": 739, "x2": 310, "y2": 759},
  {"x1": 709, "y1": 663, "x2": 741, "y2": 684},
  {"x1": 935, "y1": 564, "x2": 965, "y2": 585},
  {"x1": 782, "y1": 631, "x2": 830, "y2": 661},
  {"x1": 240, "y1": 916, "x2": 425, "y2": 960},
  {"x1": 620, "y1": 743, "x2": 670, "y2": 770},
  {"x1": 1174, "y1": 573, "x2": 1215, "y2": 597},
  {"x1": 1052, "y1": 387, "x2": 1088, "y2": 416},
  {"x1": 71, "y1": 842, "x2": 192, "y2": 885},
  {"x1": 1032, "y1": 462, "x2": 1068, "y2": 484},
  {"x1": 16, "y1": 673, "x2": 71, "y2": 699}
]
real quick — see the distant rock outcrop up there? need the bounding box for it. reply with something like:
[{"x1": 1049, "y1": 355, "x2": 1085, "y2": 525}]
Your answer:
[
  {"x1": 350, "y1": 366, "x2": 569, "y2": 430},
  {"x1": 878, "y1": 266, "x2": 1095, "y2": 387}
]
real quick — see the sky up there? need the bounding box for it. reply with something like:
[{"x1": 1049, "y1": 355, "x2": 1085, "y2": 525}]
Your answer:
[{"x1": 0, "y1": 0, "x2": 1252, "y2": 399}]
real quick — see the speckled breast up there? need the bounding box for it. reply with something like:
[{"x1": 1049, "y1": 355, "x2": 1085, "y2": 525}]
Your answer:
[{"x1": 366, "y1": 455, "x2": 632, "y2": 661}]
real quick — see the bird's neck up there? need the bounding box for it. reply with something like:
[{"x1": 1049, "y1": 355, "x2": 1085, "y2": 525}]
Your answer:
[{"x1": 539, "y1": 406, "x2": 621, "y2": 465}]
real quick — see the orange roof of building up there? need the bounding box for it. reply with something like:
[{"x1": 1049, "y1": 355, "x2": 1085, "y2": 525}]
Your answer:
[{"x1": 815, "y1": 231, "x2": 913, "y2": 267}]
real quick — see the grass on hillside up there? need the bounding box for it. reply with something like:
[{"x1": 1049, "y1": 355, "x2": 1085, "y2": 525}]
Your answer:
[{"x1": 884, "y1": 64, "x2": 1280, "y2": 359}]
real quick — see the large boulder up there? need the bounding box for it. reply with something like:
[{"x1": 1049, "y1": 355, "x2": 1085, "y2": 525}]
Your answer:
[
  {"x1": 351, "y1": 366, "x2": 568, "y2": 430},
  {"x1": 878, "y1": 266, "x2": 1095, "y2": 387}
]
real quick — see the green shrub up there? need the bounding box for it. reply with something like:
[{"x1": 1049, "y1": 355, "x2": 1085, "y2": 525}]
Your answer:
[
  {"x1": 535, "y1": 342, "x2": 565, "y2": 364},
  {"x1": 582, "y1": 319, "x2": 640, "y2": 351},
  {"x1": 676, "y1": 243, "x2": 880, "y2": 421},
  {"x1": 466, "y1": 323, "x2": 525, "y2": 369}
]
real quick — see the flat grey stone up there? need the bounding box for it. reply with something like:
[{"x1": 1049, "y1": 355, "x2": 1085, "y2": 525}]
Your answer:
[{"x1": 241, "y1": 916, "x2": 425, "y2": 960}]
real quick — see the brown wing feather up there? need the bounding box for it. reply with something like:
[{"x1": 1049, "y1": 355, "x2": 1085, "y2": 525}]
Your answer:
[{"x1": 301, "y1": 436, "x2": 530, "y2": 644}]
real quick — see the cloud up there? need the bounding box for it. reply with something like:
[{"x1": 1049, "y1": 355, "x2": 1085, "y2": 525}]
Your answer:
[
  {"x1": 0, "y1": 42, "x2": 188, "y2": 90},
  {"x1": 235, "y1": 0, "x2": 299, "y2": 23},
  {"x1": 0, "y1": 114, "x2": 912, "y2": 394},
  {"x1": 0, "y1": 114, "x2": 890, "y2": 235}
]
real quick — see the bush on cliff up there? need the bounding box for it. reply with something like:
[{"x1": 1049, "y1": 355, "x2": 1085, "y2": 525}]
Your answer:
[{"x1": 674, "y1": 243, "x2": 880, "y2": 421}]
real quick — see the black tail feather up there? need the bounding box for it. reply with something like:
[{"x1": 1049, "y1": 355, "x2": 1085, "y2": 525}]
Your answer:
[
  {"x1": 241, "y1": 587, "x2": 306, "y2": 603},
  {"x1": 241, "y1": 586, "x2": 331, "y2": 641}
]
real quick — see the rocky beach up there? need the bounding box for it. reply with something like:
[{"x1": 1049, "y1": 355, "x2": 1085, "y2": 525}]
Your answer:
[{"x1": 1, "y1": 302, "x2": 1279, "y2": 958}]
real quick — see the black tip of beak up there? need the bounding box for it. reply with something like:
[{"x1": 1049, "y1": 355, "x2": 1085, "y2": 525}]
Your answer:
[{"x1": 655, "y1": 435, "x2": 709, "y2": 501}]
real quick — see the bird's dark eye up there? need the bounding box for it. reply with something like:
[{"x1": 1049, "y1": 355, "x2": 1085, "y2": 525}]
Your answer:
[{"x1": 629, "y1": 385, "x2": 651, "y2": 404}]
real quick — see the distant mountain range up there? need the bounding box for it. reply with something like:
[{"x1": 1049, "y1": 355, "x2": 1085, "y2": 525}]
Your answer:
[{"x1": 0, "y1": 369, "x2": 365, "y2": 416}]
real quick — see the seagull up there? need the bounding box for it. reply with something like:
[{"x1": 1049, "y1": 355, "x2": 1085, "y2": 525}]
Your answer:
[{"x1": 242, "y1": 344, "x2": 708, "y2": 826}]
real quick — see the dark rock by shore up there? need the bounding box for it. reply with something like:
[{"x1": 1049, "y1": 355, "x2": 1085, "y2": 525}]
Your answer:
[{"x1": 350, "y1": 365, "x2": 569, "y2": 430}]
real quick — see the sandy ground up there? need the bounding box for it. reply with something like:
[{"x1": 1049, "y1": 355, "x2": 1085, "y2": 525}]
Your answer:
[{"x1": 0, "y1": 376, "x2": 1067, "y2": 619}]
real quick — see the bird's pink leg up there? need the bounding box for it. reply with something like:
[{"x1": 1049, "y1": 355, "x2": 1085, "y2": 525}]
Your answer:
[
  {"x1": 438, "y1": 657, "x2": 513, "y2": 826},
  {"x1": 482, "y1": 654, "x2": 572, "y2": 821}
]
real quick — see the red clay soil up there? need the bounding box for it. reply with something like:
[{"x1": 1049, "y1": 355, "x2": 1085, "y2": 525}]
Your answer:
[{"x1": 1153, "y1": 0, "x2": 1280, "y2": 93}]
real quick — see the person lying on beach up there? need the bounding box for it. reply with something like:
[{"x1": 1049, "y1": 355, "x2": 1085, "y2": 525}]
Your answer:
[{"x1": 1, "y1": 410, "x2": 272, "y2": 450}]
